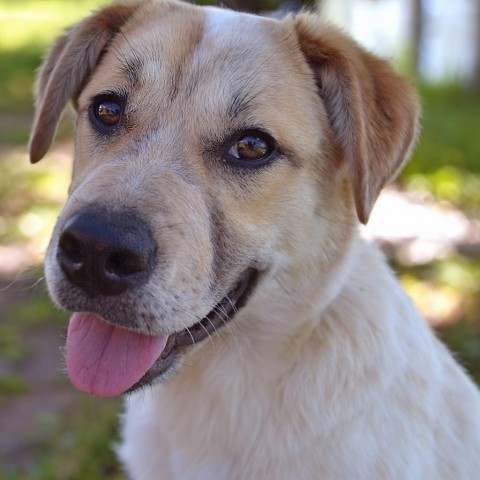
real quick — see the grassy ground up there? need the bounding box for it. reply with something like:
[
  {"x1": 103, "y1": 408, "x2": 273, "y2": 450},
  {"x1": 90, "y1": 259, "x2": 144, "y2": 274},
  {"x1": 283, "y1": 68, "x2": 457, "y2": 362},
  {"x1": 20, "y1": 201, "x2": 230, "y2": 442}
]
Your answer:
[{"x1": 1, "y1": 0, "x2": 480, "y2": 478}]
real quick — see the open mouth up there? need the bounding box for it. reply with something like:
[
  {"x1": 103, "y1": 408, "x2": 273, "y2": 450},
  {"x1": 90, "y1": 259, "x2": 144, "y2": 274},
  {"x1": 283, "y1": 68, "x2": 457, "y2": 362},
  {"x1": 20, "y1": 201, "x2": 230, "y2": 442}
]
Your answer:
[
  {"x1": 128, "y1": 267, "x2": 259, "y2": 392},
  {"x1": 65, "y1": 268, "x2": 259, "y2": 397}
]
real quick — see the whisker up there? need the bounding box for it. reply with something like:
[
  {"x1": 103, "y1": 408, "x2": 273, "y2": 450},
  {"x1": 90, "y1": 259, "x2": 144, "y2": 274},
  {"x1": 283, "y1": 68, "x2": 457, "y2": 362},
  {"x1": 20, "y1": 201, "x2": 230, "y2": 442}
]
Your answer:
[
  {"x1": 210, "y1": 306, "x2": 232, "y2": 343},
  {"x1": 211, "y1": 302, "x2": 242, "y2": 348},
  {"x1": 198, "y1": 320, "x2": 216, "y2": 351},
  {"x1": 0, "y1": 272, "x2": 45, "y2": 293},
  {"x1": 218, "y1": 313, "x2": 242, "y2": 351},
  {"x1": 216, "y1": 286, "x2": 238, "y2": 316},
  {"x1": 225, "y1": 294, "x2": 238, "y2": 316},
  {"x1": 185, "y1": 326, "x2": 196, "y2": 348}
]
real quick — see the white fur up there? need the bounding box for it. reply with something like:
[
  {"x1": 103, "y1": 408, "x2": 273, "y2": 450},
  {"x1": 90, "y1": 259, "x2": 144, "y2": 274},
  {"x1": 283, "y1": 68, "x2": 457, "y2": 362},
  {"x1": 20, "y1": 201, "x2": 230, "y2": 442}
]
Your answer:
[
  {"x1": 205, "y1": 7, "x2": 243, "y2": 33},
  {"x1": 119, "y1": 237, "x2": 480, "y2": 479}
]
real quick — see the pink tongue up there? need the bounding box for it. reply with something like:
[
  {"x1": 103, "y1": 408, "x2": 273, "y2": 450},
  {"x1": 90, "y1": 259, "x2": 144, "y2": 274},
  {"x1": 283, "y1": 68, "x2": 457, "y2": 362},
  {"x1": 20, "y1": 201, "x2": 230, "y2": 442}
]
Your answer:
[{"x1": 66, "y1": 312, "x2": 168, "y2": 398}]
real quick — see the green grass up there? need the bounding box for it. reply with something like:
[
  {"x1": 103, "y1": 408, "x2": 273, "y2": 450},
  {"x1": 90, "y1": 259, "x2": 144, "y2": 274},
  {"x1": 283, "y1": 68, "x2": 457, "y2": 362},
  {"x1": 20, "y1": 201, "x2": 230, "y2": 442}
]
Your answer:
[
  {"x1": 0, "y1": 1, "x2": 108, "y2": 50},
  {"x1": 31, "y1": 398, "x2": 122, "y2": 480},
  {"x1": 403, "y1": 84, "x2": 480, "y2": 210},
  {"x1": 0, "y1": 375, "x2": 30, "y2": 395},
  {"x1": 410, "y1": 85, "x2": 480, "y2": 173},
  {"x1": 0, "y1": 1, "x2": 110, "y2": 113},
  {"x1": 3, "y1": 398, "x2": 122, "y2": 480}
]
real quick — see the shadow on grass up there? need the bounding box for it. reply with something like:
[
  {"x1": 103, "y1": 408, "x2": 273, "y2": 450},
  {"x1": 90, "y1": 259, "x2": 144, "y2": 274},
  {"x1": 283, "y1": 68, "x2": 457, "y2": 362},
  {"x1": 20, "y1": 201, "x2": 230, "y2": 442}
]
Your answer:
[{"x1": 1, "y1": 279, "x2": 123, "y2": 479}]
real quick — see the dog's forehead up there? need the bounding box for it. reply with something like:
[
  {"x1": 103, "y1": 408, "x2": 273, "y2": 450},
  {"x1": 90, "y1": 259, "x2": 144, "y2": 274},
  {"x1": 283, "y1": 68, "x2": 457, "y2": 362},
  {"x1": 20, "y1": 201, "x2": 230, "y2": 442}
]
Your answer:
[
  {"x1": 200, "y1": 7, "x2": 289, "y2": 67},
  {"x1": 201, "y1": 6, "x2": 288, "y2": 52},
  {"x1": 204, "y1": 6, "x2": 259, "y2": 36},
  {"x1": 117, "y1": 4, "x2": 293, "y2": 86}
]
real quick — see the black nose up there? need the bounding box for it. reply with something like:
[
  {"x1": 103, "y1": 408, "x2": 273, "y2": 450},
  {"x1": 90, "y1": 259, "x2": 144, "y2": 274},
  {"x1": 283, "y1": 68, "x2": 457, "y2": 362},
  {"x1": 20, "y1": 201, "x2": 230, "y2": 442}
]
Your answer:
[{"x1": 57, "y1": 209, "x2": 156, "y2": 297}]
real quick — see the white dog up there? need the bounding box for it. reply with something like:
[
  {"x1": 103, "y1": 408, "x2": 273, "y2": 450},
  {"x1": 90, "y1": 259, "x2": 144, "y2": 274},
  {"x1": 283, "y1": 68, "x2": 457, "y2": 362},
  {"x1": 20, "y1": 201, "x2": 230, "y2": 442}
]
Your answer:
[{"x1": 30, "y1": 0, "x2": 480, "y2": 478}]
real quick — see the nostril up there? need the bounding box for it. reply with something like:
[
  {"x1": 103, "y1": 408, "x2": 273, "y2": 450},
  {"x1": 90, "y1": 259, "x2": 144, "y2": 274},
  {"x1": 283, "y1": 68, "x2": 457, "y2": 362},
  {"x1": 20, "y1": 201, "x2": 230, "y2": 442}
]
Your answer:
[
  {"x1": 105, "y1": 250, "x2": 150, "y2": 277},
  {"x1": 58, "y1": 231, "x2": 84, "y2": 269}
]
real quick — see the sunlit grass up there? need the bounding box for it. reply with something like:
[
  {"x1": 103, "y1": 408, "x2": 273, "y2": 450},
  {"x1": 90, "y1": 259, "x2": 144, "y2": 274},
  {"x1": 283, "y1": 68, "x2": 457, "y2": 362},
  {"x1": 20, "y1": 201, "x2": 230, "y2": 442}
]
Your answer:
[
  {"x1": 0, "y1": 145, "x2": 70, "y2": 240},
  {"x1": 0, "y1": 1, "x2": 108, "y2": 113},
  {"x1": 0, "y1": 1, "x2": 108, "y2": 50},
  {"x1": 398, "y1": 255, "x2": 480, "y2": 383},
  {"x1": 401, "y1": 256, "x2": 480, "y2": 323},
  {"x1": 405, "y1": 85, "x2": 480, "y2": 199}
]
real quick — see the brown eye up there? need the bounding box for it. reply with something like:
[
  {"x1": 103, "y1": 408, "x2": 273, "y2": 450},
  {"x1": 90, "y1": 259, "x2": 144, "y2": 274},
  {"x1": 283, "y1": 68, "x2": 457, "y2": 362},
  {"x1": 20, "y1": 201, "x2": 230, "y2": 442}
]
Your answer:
[
  {"x1": 90, "y1": 94, "x2": 125, "y2": 132},
  {"x1": 229, "y1": 136, "x2": 268, "y2": 160},
  {"x1": 226, "y1": 133, "x2": 274, "y2": 165},
  {"x1": 96, "y1": 100, "x2": 121, "y2": 126}
]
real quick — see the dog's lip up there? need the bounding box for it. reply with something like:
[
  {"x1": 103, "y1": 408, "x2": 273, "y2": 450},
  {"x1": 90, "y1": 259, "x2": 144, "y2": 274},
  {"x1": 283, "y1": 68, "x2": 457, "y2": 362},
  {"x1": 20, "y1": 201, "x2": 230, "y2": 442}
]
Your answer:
[{"x1": 126, "y1": 267, "x2": 260, "y2": 393}]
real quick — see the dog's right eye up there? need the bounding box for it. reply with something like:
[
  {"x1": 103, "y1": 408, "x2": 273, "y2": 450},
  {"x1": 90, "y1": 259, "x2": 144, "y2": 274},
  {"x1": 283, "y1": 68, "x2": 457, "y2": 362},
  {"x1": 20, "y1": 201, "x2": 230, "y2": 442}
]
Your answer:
[
  {"x1": 90, "y1": 95, "x2": 124, "y2": 131},
  {"x1": 222, "y1": 130, "x2": 277, "y2": 168}
]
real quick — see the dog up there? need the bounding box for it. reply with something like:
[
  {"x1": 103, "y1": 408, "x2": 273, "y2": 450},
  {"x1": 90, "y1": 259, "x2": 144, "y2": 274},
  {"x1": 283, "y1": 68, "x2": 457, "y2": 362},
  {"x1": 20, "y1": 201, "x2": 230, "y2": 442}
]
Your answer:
[{"x1": 30, "y1": 0, "x2": 480, "y2": 478}]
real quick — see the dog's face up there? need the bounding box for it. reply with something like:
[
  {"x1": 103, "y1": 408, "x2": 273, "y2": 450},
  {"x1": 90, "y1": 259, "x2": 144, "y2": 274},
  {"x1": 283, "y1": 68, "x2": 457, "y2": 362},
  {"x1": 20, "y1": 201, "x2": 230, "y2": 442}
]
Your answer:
[{"x1": 30, "y1": 0, "x2": 419, "y2": 397}]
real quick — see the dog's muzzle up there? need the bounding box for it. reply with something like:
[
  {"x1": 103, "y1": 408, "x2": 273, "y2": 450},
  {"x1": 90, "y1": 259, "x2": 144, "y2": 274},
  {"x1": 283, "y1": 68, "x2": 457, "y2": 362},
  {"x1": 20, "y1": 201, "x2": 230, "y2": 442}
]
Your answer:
[{"x1": 53, "y1": 207, "x2": 261, "y2": 397}]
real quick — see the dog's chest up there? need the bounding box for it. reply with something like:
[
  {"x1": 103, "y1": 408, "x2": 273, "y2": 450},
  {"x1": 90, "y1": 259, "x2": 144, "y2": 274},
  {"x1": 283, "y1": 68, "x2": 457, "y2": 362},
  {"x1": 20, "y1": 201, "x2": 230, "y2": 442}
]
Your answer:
[{"x1": 120, "y1": 342, "x2": 331, "y2": 478}]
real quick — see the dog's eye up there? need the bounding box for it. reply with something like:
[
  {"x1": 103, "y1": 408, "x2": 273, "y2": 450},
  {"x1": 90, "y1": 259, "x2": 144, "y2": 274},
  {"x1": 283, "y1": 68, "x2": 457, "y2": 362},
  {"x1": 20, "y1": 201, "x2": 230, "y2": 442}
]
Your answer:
[
  {"x1": 90, "y1": 94, "x2": 124, "y2": 131},
  {"x1": 224, "y1": 131, "x2": 275, "y2": 167},
  {"x1": 95, "y1": 100, "x2": 121, "y2": 126}
]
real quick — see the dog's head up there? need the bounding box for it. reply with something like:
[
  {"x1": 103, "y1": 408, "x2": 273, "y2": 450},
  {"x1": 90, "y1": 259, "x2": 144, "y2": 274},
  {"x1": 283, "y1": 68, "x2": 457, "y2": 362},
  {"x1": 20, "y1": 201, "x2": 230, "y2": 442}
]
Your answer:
[{"x1": 30, "y1": 0, "x2": 419, "y2": 397}]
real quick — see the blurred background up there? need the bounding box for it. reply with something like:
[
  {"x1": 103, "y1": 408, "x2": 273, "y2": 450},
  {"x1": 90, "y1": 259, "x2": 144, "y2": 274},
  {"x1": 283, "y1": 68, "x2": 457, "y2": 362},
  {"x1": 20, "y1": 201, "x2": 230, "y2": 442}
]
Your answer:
[{"x1": 1, "y1": 0, "x2": 479, "y2": 478}]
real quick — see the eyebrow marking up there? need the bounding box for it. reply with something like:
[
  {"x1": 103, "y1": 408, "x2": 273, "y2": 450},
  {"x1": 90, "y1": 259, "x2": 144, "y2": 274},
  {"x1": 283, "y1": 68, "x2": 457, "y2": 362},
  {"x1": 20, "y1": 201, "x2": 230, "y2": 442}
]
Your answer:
[
  {"x1": 229, "y1": 87, "x2": 261, "y2": 121},
  {"x1": 109, "y1": 30, "x2": 145, "y2": 87},
  {"x1": 119, "y1": 55, "x2": 144, "y2": 86}
]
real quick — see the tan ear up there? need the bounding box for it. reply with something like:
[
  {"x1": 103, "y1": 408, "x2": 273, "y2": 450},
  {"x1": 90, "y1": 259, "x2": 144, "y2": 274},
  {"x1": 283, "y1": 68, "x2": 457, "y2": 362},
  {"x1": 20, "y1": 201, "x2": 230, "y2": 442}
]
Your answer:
[
  {"x1": 29, "y1": 3, "x2": 138, "y2": 163},
  {"x1": 294, "y1": 16, "x2": 420, "y2": 224}
]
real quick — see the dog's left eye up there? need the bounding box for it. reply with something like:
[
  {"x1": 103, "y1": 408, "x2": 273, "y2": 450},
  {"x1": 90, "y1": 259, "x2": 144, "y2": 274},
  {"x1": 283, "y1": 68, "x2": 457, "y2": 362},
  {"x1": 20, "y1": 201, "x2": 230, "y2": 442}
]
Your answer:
[
  {"x1": 90, "y1": 94, "x2": 124, "y2": 131},
  {"x1": 224, "y1": 131, "x2": 275, "y2": 166},
  {"x1": 96, "y1": 100, "x2": 121, "y2": 126}
]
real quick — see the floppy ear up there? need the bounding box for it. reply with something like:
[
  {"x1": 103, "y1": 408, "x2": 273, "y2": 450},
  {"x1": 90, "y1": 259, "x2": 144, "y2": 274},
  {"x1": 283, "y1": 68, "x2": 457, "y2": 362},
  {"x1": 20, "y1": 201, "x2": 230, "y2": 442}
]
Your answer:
[
  {"x1": 294, "y1": 16, "x2": 420, "y2": 224},
  {"x1": 29, "y1": 3, "x2": 138, "y2": 164}
]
